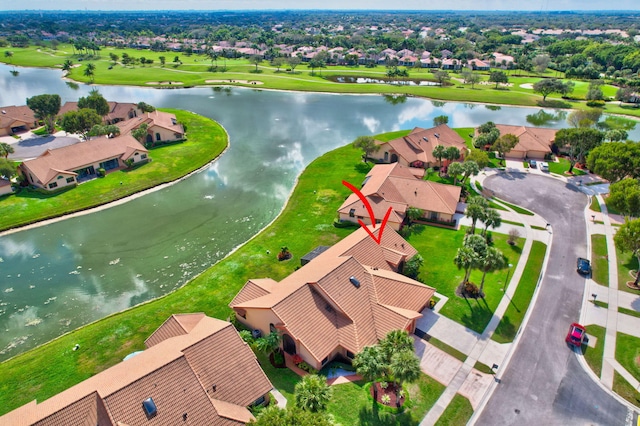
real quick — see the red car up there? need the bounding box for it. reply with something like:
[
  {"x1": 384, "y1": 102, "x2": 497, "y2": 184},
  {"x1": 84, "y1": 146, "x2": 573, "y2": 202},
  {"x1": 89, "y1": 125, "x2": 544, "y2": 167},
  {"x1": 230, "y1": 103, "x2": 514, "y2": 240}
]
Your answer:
[{"x1": 566, "y1": 323, "x2": 586, "y2": 347}]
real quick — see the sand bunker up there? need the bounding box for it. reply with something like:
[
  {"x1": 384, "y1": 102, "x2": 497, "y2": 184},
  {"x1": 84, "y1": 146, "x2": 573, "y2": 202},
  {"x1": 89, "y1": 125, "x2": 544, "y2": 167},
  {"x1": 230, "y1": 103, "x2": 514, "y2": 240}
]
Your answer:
[
  {"x1": 520, "y1": 83, "x2": 534, "y2": 89},
  {"x1": 145, "y1": 81, "x2": 184, "y2": 85},
  {"x1": 206, "y1": 79, "x2": 264, "y2": 85}
]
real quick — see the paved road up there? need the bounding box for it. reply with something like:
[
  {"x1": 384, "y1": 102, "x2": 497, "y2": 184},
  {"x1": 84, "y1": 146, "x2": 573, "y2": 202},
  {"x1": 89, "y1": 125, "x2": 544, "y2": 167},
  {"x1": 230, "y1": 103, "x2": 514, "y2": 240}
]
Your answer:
[
  {"x1": 476, "y1": 172, "x2": 631, "y2": 426},
  {"x1": 7, "y1": 135, "x2": 80, "y2": 160}
]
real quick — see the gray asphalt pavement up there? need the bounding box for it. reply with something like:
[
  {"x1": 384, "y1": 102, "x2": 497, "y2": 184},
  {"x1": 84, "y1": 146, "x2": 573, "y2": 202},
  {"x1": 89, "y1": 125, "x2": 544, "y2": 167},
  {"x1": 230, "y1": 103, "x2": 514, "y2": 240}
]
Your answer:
[
  {"x1": 7, "y1": 135, "x2": 80, "y2": 160},
  {"x1": 475, "y1": 172, "x2": 631, "y2": 426}
]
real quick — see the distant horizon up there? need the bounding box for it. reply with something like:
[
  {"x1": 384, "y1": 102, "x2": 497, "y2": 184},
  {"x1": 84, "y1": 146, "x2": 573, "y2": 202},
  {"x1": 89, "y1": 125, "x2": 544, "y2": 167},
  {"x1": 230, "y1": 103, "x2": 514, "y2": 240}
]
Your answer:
[
  {"x1": 2, "y1": 0, "x2": 639, "y2": 12},
  {"x1": 4, "y1": 8, "x2": 640, "y2": 12}
]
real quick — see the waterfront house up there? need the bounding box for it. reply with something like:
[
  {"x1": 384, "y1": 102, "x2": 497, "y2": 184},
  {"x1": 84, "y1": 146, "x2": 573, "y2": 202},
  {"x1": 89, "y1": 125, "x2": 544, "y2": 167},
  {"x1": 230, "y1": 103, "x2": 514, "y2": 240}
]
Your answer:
[
  {"x1": 58, "y1": 101, "x2": 143, "y2": 125},
  {"x1": 491, "y1": 124, "x2": 557, "y2": 160},
  {"x1": 0, "y1": 105, "x2": 37, "y2": 136},
  {"x1": 116, "y1": 111, "x2": 185, "y2": 146}
]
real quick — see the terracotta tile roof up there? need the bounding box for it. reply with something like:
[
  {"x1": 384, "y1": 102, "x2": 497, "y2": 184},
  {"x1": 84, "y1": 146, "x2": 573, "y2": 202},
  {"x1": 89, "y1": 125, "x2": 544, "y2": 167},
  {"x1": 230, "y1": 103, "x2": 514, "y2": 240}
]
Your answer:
[
  {"x1": 494, "y1": 124, "x2": 556, "y2": 155},
  {"x1": 115, "y1": 111, "x2": 184, "y2": 137},
  {"x1": 211, "y1": 399, "x2": 255, "y2": 424},
  {"x1": 1, "y1": 316, "x2": 270, "y2": 426},
  {"x1": 228, "y1": 279, "x2": 277, "y2": 307},
  {"x1": 0, "y1": 105, "x2": 36, "y2": 129},
  {"x1": 145, "y1": 312, "x2": 207, "y2": 348},
  {"x1": 338, "y1": 163, "x2": 461, "y2": 223},
  {"x1": 20, "y1": 135, "x2": 147, "y2": 186},
  {"x1": 231, "y1": 227, "x2": 434, "y2": 364},
  {"x1": 58, "y1": 101, "x2": 139, "y2": 122}
]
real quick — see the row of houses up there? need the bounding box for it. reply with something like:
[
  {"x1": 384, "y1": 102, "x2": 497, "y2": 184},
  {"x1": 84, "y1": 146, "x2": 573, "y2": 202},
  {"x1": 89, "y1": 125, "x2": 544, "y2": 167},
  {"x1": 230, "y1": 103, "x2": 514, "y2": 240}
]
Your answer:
[{"x1": 3, "y1": 102, "x2": 186, "y2": 193}]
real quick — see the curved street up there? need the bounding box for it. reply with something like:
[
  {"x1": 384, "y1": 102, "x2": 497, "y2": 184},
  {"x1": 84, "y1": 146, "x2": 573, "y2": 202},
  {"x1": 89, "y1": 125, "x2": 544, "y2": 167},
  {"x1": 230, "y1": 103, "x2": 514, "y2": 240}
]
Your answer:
[{"x1": 475, "y1": 172, "x2": 631, "y2": 425}]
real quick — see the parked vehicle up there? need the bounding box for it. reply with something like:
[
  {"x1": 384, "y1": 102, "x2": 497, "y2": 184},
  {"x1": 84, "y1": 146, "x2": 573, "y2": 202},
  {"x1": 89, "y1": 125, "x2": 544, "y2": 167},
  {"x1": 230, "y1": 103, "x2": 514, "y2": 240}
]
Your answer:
[
  {"x1": 566, "y1": 323, "x2": 586, "y2": 347},
  {"x1": 529, "y1": 159, "x2": 537, "y2": 168},
  {"x1": 538, "y1": 161, "x2": 549, "y2": 172},
  {"x1": 577, "y1": 257, "x2": 591, "y2": 275}
]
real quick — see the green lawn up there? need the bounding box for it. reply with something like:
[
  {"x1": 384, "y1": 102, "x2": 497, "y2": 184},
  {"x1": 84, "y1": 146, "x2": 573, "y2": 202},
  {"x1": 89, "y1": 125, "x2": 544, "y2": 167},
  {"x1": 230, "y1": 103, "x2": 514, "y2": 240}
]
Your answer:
[
  {"x1": 613, "y1": 372, "x2": 640, "y2": 408},
  {"x1": 591, "y1": 234, "x2": 609, "y2": 286},
  {"x1": 583, "y1": 325, "x2": 606, "y2": 378},
  {"x1": 616, "y1": 244, "x2": 640, "y2": 295},
  {"x1": 492, "y1": 241, "x2": 547, "y2": 343},
  {"x1": 0, "y1": 109, "x2": 227, "y2": 231},
  {"x1": 590, "y1": 196, "x2": 601, "y2": 213},
  {"x1": 619, "y1": 307, "x2": 640, "y2": 318},
  {"x1": 5, "y1": 44, "x2": 640, "y2": 118},
  {"x1": 408, "y1": 227, "x2": 523, "y2": 334},
  {"x1": 328, "y1": 375, "x2": 445, "y2": 426},
  {"x1": 434, "y1": 394, "x2": 473, "y2": 426},
  {"x1": 615, "y1": 333, "x2": 640, "y2": 383},
  {"x1": 548, "y1": 157, "x2": 587, "y2": 176},
  {"x1": 493, "y1": 198, "x2": 534, "y2": 216}
]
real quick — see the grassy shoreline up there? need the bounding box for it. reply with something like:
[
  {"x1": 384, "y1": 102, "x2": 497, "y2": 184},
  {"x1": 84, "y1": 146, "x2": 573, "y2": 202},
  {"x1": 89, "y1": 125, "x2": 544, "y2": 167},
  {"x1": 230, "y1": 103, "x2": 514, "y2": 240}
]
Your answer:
[
  {"x1": 0, "y1": 109, "x2": 228, "y2": 233},
  {"x1": 4, "y1": 44, "x2": 640, "y2": 119}
]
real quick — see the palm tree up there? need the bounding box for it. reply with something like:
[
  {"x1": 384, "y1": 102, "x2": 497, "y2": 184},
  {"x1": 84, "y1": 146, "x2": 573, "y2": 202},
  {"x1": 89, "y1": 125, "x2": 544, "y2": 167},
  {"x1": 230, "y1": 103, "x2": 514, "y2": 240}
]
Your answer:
[
  {"x1": 479, "y1": 247, "x2": 506, "y2": 294},
  {"x1": 294, "y1": 374, "x2": 333, "y2": 413},
  {"x1": 433, "y1": 144, "x2": 446, "y2": 172},
  {"x1": 83, "y1": 63, "x2": 96, "y2": 83},
  {"x1": 62, "y1": 59, "x2": 73, "y2": 73},
  {"x1": 380, "y1": 330, "x2": 414, "y2": 363},
  {"x1": 353, "y1": 345, "x2": 386, "y2": 399},
  {"x1": 4, "y1": 51, "x2": 13, "y2": 65},
  {"x1": 0, "y1": 142, "x2": 15, "y2": 158},
  {"x1": 466, "y1": 196, "x2": 489, "y2": 234},
  {"x1": 454, "y1": 246, "x2": 478, "y2": 284},
  {"x1": 481, "y1": 208, "x2": 502, "y2": 238},
  {"x1": 389, "y1": 349, "x2": 421, "y2": 397},
  {"x1": 253, "y1": 331, "x2": 281, "y2": 355}
]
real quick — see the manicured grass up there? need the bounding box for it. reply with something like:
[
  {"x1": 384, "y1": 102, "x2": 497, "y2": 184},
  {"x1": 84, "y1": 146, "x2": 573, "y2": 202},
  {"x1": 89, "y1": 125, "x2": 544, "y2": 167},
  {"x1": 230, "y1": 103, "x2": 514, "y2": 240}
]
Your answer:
[
  {"x1": 592, "y1": 300, "x2": 609, "y2": 309},
  {"x1": 0, "y1": 109, "x2": 227, "y2": 232},
  {"x1": 434, "y1": 393, "x2": 473, "y2": 426},
  {"x1": 548, "y1": 157, "x2": 587, "y2": 176},
  {"x1": 590, "y1": 196, "x2": 601, "y2": 213},
  {"x1": 7, "y1": 45, "x2": 639, "y2": 117},
  {"x1": 583, "y1": 325, "x2": 606, "y2": 378},
  {"x1": 453, "y1": 128, "x2": 474, "y2": 151},
  {"x1": 428, "y1": 337, "x2": 467, "y2": 362},
  {"x1": 473, "y1": 361, "x2": 495, "y2": 375},
  {"x1": 591, "y1": 234, "x2": 609, "y2": 286},
  {"x1": 493, "y1": 198, "x2": 534, "y2": 216},
  {"x1": 501, "y1": 219, "x2": 523, "y2": 227},
  {"x1": 327, "y1": 375, "x2": 445, "y2": 426},
  {"x1": 256, "y1": 353, "x2": 299, "y2": 405},
  {"x1": 408, "y1": 226, "x2": 523, "y2": 334},
  {"x1": 613, "y1": 371, "x2": 640, "y2": 408},
  {"x1": 615, "y1": 332, "x2": 640, "y2": 384},
  {"x1": 492, "y1": 241, "x2": 547, "y2": 343},
  {"x1": 616, "y1": 244, "x2": 640, "y2": 295},
  {"x1": 376, "y1": 129, "x2": 411, "y2": 142},
  {"x1": 619, "y1": 307, "x2": 640, "y2": 318}
]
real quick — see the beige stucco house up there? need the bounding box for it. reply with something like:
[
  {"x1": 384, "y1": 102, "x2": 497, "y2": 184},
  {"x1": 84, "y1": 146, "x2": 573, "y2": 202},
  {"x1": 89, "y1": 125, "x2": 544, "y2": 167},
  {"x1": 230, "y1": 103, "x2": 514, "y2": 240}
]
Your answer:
[
  {"x1": 492, "y1": 124, "x2": 557, "y2": 160},
  {"x1": 0, "y1": 179, "x2": 13, "y2": 196},
  {"x1": 116, "y1": 111, "x2": 185, "y2": 146},
  {"x1": 337, "y1": 163, "x2": 462, "y2": 230},
  {"x1": 20, "y1": 135, "x2": 148, "y2": 191},
  {"x1": 369, "y1": 124, "x2": 467, "y2": 170},
  {"x1": 0, "y1": 105, "x2": 37, "y2": 136}
]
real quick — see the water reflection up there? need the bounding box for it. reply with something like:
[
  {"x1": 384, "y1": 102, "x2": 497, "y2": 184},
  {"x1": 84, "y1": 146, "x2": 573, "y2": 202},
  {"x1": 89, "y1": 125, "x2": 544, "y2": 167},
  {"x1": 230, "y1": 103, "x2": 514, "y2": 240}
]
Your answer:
[{"x1": 1, "y1": 63, "x2": 639, "y2": 360}]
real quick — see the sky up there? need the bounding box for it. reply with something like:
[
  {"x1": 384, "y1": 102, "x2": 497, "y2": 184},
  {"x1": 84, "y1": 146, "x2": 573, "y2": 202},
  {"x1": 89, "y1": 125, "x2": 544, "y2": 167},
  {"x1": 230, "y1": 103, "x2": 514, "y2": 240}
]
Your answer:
[{"x1": 3, "y1": 0, "x2": 640, "y2": 11}]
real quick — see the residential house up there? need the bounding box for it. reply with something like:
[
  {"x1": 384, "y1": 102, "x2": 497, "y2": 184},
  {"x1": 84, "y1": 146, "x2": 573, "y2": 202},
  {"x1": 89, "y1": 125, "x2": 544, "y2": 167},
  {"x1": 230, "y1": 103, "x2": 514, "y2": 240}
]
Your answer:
[
  {"x1": 116, "y1": 111, "x2": 185, "y2": 146},
  {"x1": 230, "y1": 226, "x2": 435, "y2": 370},
  {"x1": 467, "y1": 58, "x2": 491, "y2": 71},
  {"x1": 488, "y1": 124, "x2": 558, "y2": 160},
  {"x1": 20, "y1": 134, "x2": 148, "y2": 191},
  {"x1": 441, "y1": 58, "x2": 462, "y2": 70},
  {"x1": 58, "y1": 101, "x2": 143, "y2": 125},
  {"x1": 0, "y1": 314, "x2": 272, "y2": 426},
  {"x1": 492, "y1": 52, "x2": 515, "y2": 67},
  {"x1": 369, "y1": 124, "x2": 467, "y2": 170},
  {"x1": 0, "y1": 105, "x2": 37, "y2": 136},
  {"x1": 0, "y1": 179, "x2": 13, "y2": 196},
  {"x1": 440, "y1": 49, "x2": 453, "y2": 58},
  {"x1": 337, "y1": 163, "x2": 462, "y2": 230},
  {"x1": 420, "y1": 57, "x2": 441, "y2": 68}
]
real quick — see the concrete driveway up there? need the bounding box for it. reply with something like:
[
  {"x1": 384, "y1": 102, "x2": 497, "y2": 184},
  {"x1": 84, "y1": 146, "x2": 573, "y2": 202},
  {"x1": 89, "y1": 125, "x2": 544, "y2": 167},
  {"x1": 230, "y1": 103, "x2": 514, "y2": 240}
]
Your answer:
[
  {"x1": 474, "y1": 172, "x2": 632, "y2": 426},
  {"x1": 4, "y1": 132, "x2": 80, "y2": 161}
]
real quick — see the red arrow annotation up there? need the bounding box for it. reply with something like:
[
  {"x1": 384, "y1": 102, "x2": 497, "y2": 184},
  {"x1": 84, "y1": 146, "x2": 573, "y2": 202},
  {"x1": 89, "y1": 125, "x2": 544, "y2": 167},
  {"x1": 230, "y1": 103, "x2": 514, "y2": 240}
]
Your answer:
[{"x1": 342, "y1": 180, "x2": 393, "y2": 245}]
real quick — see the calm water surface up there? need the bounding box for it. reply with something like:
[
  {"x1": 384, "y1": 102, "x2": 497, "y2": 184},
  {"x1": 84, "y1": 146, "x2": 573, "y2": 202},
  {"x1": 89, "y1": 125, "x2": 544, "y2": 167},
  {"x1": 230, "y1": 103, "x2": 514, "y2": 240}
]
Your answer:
[{"x1": 0, "y1": 64, "x2": 636, "y2": 360}]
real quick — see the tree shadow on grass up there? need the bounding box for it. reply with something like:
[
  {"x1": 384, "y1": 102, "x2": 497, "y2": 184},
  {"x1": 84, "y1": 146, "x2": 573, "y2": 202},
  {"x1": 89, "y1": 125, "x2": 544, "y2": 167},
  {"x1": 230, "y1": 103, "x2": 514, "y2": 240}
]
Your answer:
[
  {"x1": 494, "y1": 315, "x2": 516, "y2": 342},
  {"x1": 459, "y1": 297, "x2": 494, "y2": 332},
  {"x1": 536, "y1": 99, "x2": 572, "y2": 109},
  {"x1": 358, "y1": 403, "x2": 416, "y2": 426}
]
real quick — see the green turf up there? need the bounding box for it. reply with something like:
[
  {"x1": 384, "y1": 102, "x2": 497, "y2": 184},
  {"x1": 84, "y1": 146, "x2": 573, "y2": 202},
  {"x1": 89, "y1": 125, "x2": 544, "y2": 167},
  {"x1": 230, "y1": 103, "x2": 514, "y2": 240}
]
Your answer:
[
  {"x1": 591, "y1": 234, "x2": 609, "y2": 286},
  {"x1": 619, "y1": 307, "x2": 640, "y2": 318},
  {"x1": 0, "y1": 109, "x2": 227, "y2": 231},
  {"x1": 493, "y1": 198, "x2": 535, "y2": 216},
  {"x1": 615, "y1": 332, "x2": 640, "y2": 383},
  {"x1": 613, "y1": 371, "x2": 640, "y2": 408},
  {"x1": 492, "y1": 241, "x2": 547, "y2": 343},
  {"x1": 434, "y1": 393, "x2": 474, "y2": 426},
  {"x1": 583, "y1": 325, "x2": 606, "y2": 378},
  {"x1": 616, "y1": 244, "x2": 640, "y2": 295},
  {"x1": 548, "y1": 157, "x2": 587, "y2": 176}
]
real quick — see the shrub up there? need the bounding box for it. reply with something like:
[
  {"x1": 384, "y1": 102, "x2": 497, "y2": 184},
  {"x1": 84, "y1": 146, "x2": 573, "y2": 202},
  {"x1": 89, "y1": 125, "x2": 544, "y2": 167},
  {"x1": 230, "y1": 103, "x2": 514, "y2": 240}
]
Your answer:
[
  {"x1": 273, "y1": 351, "x2": 285, "y2": 365},
  {"x1": 381, "y1": 394, "x2": 391, "y2": 405},
  {"x1": 97, "y1": 167, "x2": 106, "y2": 177},
  {"x1": 379, "y1": 381, "x2": 389, "y2": 389},
  {"x1": 508, "y1": 228, "x2": 521, "y2": 245},
  {"x1": 586, "y1": 100, "x2": 605, "y2": 108},
  {"x1": 298, "y1": 361, "x2": 318, "y2": 374},
  {"x1": 464, "y1": 282, "x2": 480, "y2": 297},
  {"x1": 292, "y1": 354, "x2": 304, "y2": 365}
]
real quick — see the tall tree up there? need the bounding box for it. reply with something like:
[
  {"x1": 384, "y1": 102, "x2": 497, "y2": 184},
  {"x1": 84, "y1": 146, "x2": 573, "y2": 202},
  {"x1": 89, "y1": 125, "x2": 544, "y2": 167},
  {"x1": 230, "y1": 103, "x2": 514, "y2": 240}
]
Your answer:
[
  {"x1": 59, "y1": 108, "x2": 102, "y2": 140},
  {"x1": 608, "y1": 178, "x2": 640, "y2": 219},
  {"x1": 444, "y1": 146, "x2": 461, "y2": 163},
  {"x1": 532, "y1": 78, "x2": 572, "y2": 101},
  {"x1": 489, "y1": 70, "x2": 508, "y2": 89},
  {"x1": 454, "y1": 245, "x2": 479, "y2": 284},
  {"x1": 587, "y1": 142, "x2": 640, "y2": 183},
  {"x1": 352, "y1": 135, "x2": 379, "y2": 163},
  {"x1": 465, "y1": 150, "x2": 489, "y2": 169},
  {"x1": 353, "y1": 345, "x2": 386, "y2": 386},
  {"x1": 287, "y1": 55, "x2": 302, "y2": 73},
  {"x1": 492, "y1": 133, "x2": 519, "y2": 162},
  {"x1": 83, "y1": 62, "x2": 96, "y2": 83},
  {"x1": 433, "y1": 144, "x2": 446, "y2": 171},
  {"x1": 614, "y1": 219, "x2": 640, "y2": 287},
  {"x1": 294, "y1": 374, "x2": 333, "y2": 413},
  {"x1": 481, "y1": 207, "x2": 502, "y2": 238},
  {"x1": 0, "y1": 157, "x2": 17, "y2": 179},
  {"x1": 0, "y1": 142, "x2": 15, "y2": 159},
  {"x1": 466, "y1": 196, "x2": 489, "y2": 234},
  {"x1": 62, "y1": 59, "x2": 73, "y2": 73},
  {"x1": 131, "y1": 123, "x2": 149, "y2": 144},
  {"x1": 78, "y1": 89, "x2": 110, "y2": 116},
  {"x1": 389, "y1": 349, "x2": 421, "y2": 392},
  {"x1": 554, "y1": 128, "x2": 603, "y2": 173},
  {"x1": 460, "y1": 160, "x2": 480, "y2": 185},
  {"x1": 380, "y1": 330, "x2": 414, "y2": 364},
  {"x1": 447, "y1": 161, "x2": 464, "y2": 185},
  {"x1": 479, "y1": 246, "x2": 506, "y2": 293},
  {"x1": 26, "y1": 94, "x2": 61, "y2": 134}
]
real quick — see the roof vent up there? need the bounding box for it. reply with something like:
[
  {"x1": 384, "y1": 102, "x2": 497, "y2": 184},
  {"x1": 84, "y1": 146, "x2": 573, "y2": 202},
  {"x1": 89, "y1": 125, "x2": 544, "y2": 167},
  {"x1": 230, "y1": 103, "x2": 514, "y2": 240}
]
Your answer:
[
  {"x1": 434, "y1": 133, "x2": 440, "y2": 138},
  {"x1": 142, "y1": 397, "x2": 157, "y2": 418},
  {"x1": 349, "y1": 276, "x2": 361, "y2": 288},
  {"x1": 1, "y1": 110, "x2": 5, "y2": 114},
  {"x1": 422, "y1": 137, "x2": 428, "y2": 142}
]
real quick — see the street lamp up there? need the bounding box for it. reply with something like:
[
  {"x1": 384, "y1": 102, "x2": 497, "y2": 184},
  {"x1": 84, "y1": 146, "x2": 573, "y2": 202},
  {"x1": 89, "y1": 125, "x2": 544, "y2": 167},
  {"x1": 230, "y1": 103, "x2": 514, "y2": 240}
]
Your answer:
[{"x1": 503, "y1": 263, "x2": 513, "y2": 291}]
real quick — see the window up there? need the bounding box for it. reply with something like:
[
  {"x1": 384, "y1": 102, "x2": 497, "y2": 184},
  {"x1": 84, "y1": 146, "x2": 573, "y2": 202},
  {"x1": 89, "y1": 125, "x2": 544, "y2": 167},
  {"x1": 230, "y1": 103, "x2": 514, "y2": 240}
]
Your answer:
[
  {"x1": 48, "y1": 182, "x2": 58, "y2": 189},
  {"x1": 155, "y1": 133, "x2": 161, "y2": 141},
  {"x1": 346, "y1": 351, "x2": 355, "y2": 359},
  {"x1": 321, "y1": 356, "x2": 329, "y2": 365},
  {"x1": 141, "y1": 154, "x2": 147, "y2": 159},
  {"x1": 66, "y1": 177, "x2": 75, "y2": 183},
  {"x1": 57, "y1": 175, "x2": 63, "y2": 180},
  {"x1": 142, "y1": 397, "x2": 157, "y2": 417},
  {"x1": 171, "y1": 118, "x2": 177, "y2": 125},
  {"x1": 349, "y1": 208, "x2": 355, "y2": 217}
]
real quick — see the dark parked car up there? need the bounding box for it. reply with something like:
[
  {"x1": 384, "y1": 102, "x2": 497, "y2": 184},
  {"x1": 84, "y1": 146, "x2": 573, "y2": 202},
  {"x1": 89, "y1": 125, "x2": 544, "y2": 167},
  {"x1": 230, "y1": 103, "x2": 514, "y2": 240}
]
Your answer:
[
  {"x1": 529, "y1": 159, "x2": 537, "y2": 168},
  {"x1": 577, "y1": 257, "x2": 591, "y2": 275}
]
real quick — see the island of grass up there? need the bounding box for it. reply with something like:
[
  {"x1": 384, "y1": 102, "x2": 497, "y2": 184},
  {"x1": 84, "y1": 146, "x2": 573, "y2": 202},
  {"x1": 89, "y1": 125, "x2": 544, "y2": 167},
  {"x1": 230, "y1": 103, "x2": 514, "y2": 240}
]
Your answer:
[
  {"x1": 0, "y1": 130, "x2": 543, "y2": 418},
  {"x1": 0, "y1": 109, "x2": 227, "y2": 232},
  {"x1": 3, "y1": 44, "x2": 640, "y2": 118}
]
